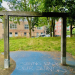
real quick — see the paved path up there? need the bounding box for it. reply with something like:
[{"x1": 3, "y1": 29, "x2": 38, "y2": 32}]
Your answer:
[{"x1": 10, "y1": 51, "x2": 75, "y2": 75}]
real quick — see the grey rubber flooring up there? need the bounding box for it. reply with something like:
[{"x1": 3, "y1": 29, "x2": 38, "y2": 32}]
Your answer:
[{"x1": 10, "y1": 51, "x2": 75, "y2": 75}]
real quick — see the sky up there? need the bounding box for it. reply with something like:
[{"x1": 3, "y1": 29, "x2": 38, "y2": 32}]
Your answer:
[{"x1": 2, "y1": 1, "x2": 11, "y2": 11}]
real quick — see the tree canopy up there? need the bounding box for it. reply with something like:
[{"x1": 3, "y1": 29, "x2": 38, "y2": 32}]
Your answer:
[{"x1": 2, "y1": 0, "x2": 75, "y2": 37}]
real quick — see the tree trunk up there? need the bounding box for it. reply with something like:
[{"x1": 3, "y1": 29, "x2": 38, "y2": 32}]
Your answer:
[
  {"x1": 29, "y1": 22, "x2": 31, "y2": 38},
  {"x1": 52, "y1": 19, "x2": 55, "y2": 37},
  {"x1": 24, "y1": 0, "x2": 32, "y2": 38},
  {"x1": 51, "y1": 19, "x2": 54, "y2": 37},
  {"x1": 50, "y1": 24, "x2": 52, "y2": 37},
  {"x1": 27, "y1": 17, "x2": 32, "y2": 38},
  {"x1": 48, "y1": 17, "x2": 52, "y2": 37},
  {"x1": 53, "y1": 19, "x2": 55, "y2": 37},
  {"x1": 70, "y1": 23, "x2": 72, "y2": 37},
  {"x1": 49, "y1": 18, "x2": 52, "y2": 37}
]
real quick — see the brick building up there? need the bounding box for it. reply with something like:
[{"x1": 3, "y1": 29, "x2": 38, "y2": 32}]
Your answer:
[
  {"x1": 0, "y1": 20, "x2": 45, "y2": 39},
  {"x1": 0, "y1": 22, "x2": 4, "y2": 39},
  {"x1": 0, "y1": 18, "x2": 70, "y2": 39},
  {"x1": 55, "y1": 18, "x2": 70, "y2": 36}
]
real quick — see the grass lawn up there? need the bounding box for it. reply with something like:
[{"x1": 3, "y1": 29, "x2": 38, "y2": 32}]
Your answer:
[
  {"x1": 67, "y1": 28, "x2": 75, "y2": 35},
  {"x1": 0, "y1": 37, "x2": 75, "y2": 56},
  {"x1": 67, "y1": 31, "x2": 70, "y2": 35}
]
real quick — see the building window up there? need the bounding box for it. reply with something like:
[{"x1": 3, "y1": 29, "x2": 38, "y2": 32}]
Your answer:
[
  {"x1": 58, "y1": 23, "x2": 60, "y2": 26},
  {"x1": 9, "y1": 32, "x2": 12, "y2": 37},
  {"x1": 24, "y1": 32, "x2": 26, "y2": 36},
  {"x1": 24, "y1": 24, "x2": 29, "y2": 29},
  {"x1": 37, "y1": 27, "x2": 42, "y2": 29},
  {"x1": 15, "y1": 32, "x2": 18, "y2": 37},
  {"x1": 10, "y1": 24, "x2": 17, "y2": 29},
  {"x1": 55, "y1": 20, "x2": 57, "y2": 23},
  {"x1": 41, "y1": 32, "x2": 43, "y2": 34},
  {"x1": 67, "y1": 26, "x2": 69, "y2": 28},
  {"x1": 36, "y1": 32, "x2": 39, "y2": 37},
  {"x1": 58, "y1": 31, "x2": 59, "y2": 33},
  {"x1": 58, "y1": 24, "x2": 59, "y2": 26},
  {"x1": 58, "y1": 27, "x2": 60, "y2": 29},
  {"x1": 67, "y1": 29, "x2": 69, "y2": 31},
  {"x1": 24, "y1": 18, "x2": 27, "y2": 21},
  {"x1": 59, "y1": 18, "x2": 61, "y2": 22},
  {"x1": 60, "y1": 23, "x2": 61, "y2": 26}
]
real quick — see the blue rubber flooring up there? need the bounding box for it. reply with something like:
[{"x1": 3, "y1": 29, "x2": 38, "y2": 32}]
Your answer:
[{"x1": 9, "y1": 51, "x2": 75, "y2": 75}]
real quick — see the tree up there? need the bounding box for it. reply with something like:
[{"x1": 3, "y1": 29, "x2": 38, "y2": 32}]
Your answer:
[
  {"x1": 4, "y1": 0, "x2": 40, "y2": 38},
  {"x1": 45, "y1": 26, "x2": 50, "y2": 34},
  {"x1": 64, "y1": 0, "x2": 75, "y2": 37},
  {"x1": 4, "y1": 0, "x2": 66, "y2": 37},
  {"x1": 0, "y1": 0, "x2": 8, "y2": 25},
  {"x1": 40, "y1": 0, "x2": 62, "y2": 37},
  {"x1": 37, "y1": 17, "x2": 48, "y2": 35},
  {"x1": 0, "y1": 0, "x2": 6, "y2": 11},
  {"x1": 4, "y1": 0, "x2": 75, "y2": 38},
  {"x1": 44, "y1": 0, "x2": 75, "y2": 37}
]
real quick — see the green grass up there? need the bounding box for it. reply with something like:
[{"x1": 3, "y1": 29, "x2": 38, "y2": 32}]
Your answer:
[
  {"x1": 0, "y1": 37, "x2": 75, "y2": 57},
  {"x1": 67, "y1": 31, "x2": 70, "y2": 35},
  {"x1": 67, "y1": 28, "x2": 75, "y2": 35},
  {"x1": 72, "y1": 29, "x2": 75, "y2": 35}
]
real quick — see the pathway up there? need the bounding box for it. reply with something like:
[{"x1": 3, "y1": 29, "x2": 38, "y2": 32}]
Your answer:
[{"x1": 10, "y1": 51, "x2": 75, "y2": 75}]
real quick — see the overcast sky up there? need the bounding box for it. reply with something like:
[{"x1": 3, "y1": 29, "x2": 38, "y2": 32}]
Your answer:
[{"x1": 2, "y1": 1, "x2": 11, "y2": 11}]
